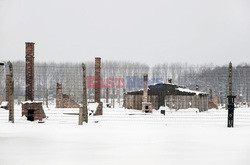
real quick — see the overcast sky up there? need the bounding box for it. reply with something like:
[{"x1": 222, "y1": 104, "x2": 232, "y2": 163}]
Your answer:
[{"x1": 0, "y1": 0, "x2": 250, "y2": 66}]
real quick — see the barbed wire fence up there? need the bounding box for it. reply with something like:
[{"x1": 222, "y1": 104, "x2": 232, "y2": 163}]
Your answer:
[{"x1": 0, "y1": 61, "x2": 250, "y2": 107}]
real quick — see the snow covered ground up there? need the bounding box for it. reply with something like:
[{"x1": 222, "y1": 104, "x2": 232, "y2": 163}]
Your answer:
[{"x1": 1, "y1": 106, "x2": 250, "y2": 165}]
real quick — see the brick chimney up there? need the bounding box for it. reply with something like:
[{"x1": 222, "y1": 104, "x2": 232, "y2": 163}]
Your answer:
[
  {"x1": 196, "y1": 85, "x2": 199, "y2": 91},
  {"x1": 143, "y1": 74, "x2": 148, "y2": 102},
  {"x1": 95, "y1": 57, "x2": 101, "y2": 103},
  {"x1": 142, "y1": 74, "x2": 152, "y2": 113},
  {"x1": 93, "y1": 57, "x2": 103, "y2": 115},
  {"x1": 25, "y1": 42, "x2": 35, "y2": 101}
]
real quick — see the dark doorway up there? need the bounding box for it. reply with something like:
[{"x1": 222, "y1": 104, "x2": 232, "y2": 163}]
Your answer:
[
  {"x1": 27, "y1": 110, "x2": 35, "y2": 121},
  {"x1": 145, "y1": 105, "x2": 149, "y2": 113}
]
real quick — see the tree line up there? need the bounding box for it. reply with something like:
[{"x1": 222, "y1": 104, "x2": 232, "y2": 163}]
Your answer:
[{"x1": 0, "y1": 61, "x2": 249, "y2": 105}]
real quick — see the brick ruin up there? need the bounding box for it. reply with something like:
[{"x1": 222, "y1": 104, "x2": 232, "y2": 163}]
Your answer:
[
  {"x1": 56, "y1": 83, "x2": 80, "y2": 108},
  {"x1": 56, "y1": 83, "x2": 63, "y2": 108},
  {"x1": 94, "y1": 57, "x2": 103, "y2": 115},
  {"x1": 142, "y1": 74, "x2": 153, "y2": 113},
  {"x1": 208, "y1": 89, "x2": 218, "y2": 109},
  {"x1": 22, "y1": 101, "x2": 46, "y2": 121},
  {"x1": 22, "y1": 42, "x2": 46, "y2": 121}
]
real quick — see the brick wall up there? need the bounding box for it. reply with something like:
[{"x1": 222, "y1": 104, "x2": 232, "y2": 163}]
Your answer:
[
  {"x1": 95, "y1": 57, "x2": 101, "y2": 103},
  {"x1": 25, "y1": 42, "x2": 35, "y2": 101},
  {"x1": 22, "y1": 102, "x2": 46, "y2": 121},
  {"x1": 56, "y1": 83, "x2": 80, "y2": 108}
]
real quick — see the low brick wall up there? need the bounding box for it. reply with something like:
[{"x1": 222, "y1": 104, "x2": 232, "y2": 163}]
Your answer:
[{"x1": 22, "y1": 101, "x2": 46, "y2": 121}]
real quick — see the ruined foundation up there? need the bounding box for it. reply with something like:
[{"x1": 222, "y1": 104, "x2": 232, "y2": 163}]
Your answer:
[
  {"x1": 22, "y1": 101, "x2": 46, "y2": 121},
  {"x1": 22, "y1": 42, "x2": 46, "y2": 121},
  {"x1": 56, "y1": 83, "x2": 80, "y2": 108}
]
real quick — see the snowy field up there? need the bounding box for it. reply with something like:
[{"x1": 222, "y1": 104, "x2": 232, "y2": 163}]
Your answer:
[{"x1": 1, "y1": 106, "x2": 250, "y2": 165}]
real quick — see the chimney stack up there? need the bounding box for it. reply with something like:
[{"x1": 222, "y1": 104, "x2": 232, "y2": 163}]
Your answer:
[
  {"x1": 56, "y1": 83, "x2": 63, "y2": 108},
  {"x1": 143, "y1": 74, "x2": 148, "y2": 102},
  {"x1": 25, "y1": 42, "x2": 35, "y2": 101},
  {"x1": 95, "y1": 57, "x2": 101, "y2": 103},
  {"x1": 196, "y1": 85, "x2": 199, "y2": 91},
  {"x1": 168, "y1": 78, "x2": 172, "y2": 84}
]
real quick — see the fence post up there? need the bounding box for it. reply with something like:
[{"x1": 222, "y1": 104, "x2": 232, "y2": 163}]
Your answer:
[
  {"x1": 79, "y1": 106, "x2": 83, "y2": 125},
  {"x1": 45, "y1": 89, "x2": 49, "y2": 108},
  {"x1": 227, "y1": 62, "x2": 236, "y2": 128},
  {"x1": 7, "y1": 61, "x2": 14, "y2": 123},
  {"x1": 82, "y1": 63, "x2": 88, "y2": 123}
]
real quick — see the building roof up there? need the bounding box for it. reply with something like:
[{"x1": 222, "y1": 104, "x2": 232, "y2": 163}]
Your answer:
[{"x1": 126, "y1": 83, "x2": 208, "y2": 96}]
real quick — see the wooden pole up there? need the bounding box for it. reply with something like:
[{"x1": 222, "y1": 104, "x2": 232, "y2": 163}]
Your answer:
[
  {"x1": 45, "y1": 89, "x2": 49, "y2": 108},
  {"x1": 106, "y1": 88, "x2": 109, "y2": 106},
  {"x1": 7, "y1": 61, "x2": 14, "y2": 123},
  {"x1": 112, "y1": 86, "x2": 115, "y2": 108},
  {"x1": 78, "y1": 106, "x2": 83, "y2": 125},
  {"x1": 82, "y1": 63, "x2": 88, "y2": 123}
]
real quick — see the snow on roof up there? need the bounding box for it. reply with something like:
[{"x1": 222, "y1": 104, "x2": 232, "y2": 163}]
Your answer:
[
  {"x1": 152, "y1": 82, "x2": 185, "y2": 88},
  {"x1": 0, "y1": 101, "x2": 8, "y2": 107},
  {"x1": 176, "y1": 87, "x2": 207, "y2": 95},
  {"x1": 88, "y1": 102, "x2": 99, "y2": 111},
  {"x1": 21, "y1": 100, "x2": 43, "y2": 104}
]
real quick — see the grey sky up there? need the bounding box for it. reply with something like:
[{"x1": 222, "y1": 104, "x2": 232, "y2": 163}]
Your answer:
[{"x1": 0, "y1": 0, "x2": 250, "y2": 66}]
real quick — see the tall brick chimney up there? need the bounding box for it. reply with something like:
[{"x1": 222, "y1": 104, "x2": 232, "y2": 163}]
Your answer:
[
  {"x1": 142, "y1": 74, "x2": 152, "y2": 113},
  {"x1": 25, "y1": 42, "x2": 35, "y2": 101},
  {"x1": 95, "y1": 57, "x2": 101, "y2": 103},
  {"x1": 93, "y1": 57, "x2": 103, "y2": 115},
  {"x1": 143, "y1": 74, "x2": 148, "y2": 102}
]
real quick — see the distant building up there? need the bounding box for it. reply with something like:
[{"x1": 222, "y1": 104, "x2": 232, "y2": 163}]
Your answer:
[{"x1": 123, "y1": 83, "x2": 209, "y2": 112}]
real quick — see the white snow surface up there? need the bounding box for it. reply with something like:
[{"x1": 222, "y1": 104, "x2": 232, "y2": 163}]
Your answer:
[
  {"x1": 0, "y1": 101, "x2": 8, "y2": 107},
  {"x1": 176, "y1": 87, "x2": 207, "y2": 95},
  {"x1": 1, "y1": 106, "x2": 250, "y2": 165}
]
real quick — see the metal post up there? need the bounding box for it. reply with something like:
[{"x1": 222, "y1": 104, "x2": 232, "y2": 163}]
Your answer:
[{"x1": 227, "y1": 62, "x2": 236, "y2": 128}]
